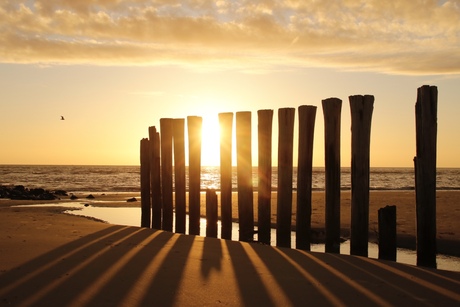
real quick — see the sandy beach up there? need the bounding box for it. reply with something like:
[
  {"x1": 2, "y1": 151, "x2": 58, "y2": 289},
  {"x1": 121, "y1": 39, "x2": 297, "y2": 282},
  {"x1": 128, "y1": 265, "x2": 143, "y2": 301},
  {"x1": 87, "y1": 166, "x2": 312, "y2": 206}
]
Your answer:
[{"x1": 1, "y1": 193, "x2": 460, "y2": 306}]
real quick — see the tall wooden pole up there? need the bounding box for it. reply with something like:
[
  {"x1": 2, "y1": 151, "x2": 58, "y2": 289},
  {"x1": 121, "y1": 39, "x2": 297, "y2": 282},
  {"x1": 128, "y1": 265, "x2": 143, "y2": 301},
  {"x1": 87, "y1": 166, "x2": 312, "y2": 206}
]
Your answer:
[
  {"x1": 276, "y1": 108, "x2": 296, "y2": 248},
  {"x1": 414, "y1": 85, "x2": 437, "y2": 268},
  {"x1": 149, "y1": 126, "x2": 162, "y2": 229},
  {"x1": 296, "y1": 105, "x2": 317, "y2": 251},
  {"x1": 160, "y1": 118, "x2": 174, "y2": 232},
  {"x1": 257, "y1": 110, "x2": 274, "y2": 245},
  {"x1": 219, "y1": 112, "x2": 233, "y2": 240},
  {"x1": 322, "y1": 98, "x2": 342, "y2": 254},
  {"x1": 188, "y1": 116, "x2": 202, "y2": 236},
  {"x1": 236, "y1": 111, "x2": 254, "y2": 242},
  {"x1": 173, "y1": 119, "x2": 186, "y2": 234},
  {"x1": 140, "y1": 138, "x2": 151, "y2": 228},
  {"x1": 349, "y1": 95, "x2": 374, "y2": 257}
]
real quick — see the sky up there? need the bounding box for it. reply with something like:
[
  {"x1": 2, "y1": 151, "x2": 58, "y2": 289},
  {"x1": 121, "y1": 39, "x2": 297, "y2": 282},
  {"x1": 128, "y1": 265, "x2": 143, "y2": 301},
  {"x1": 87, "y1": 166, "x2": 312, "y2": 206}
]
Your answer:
[{"x1": 1, "y1": 0, "x2": 459, "y2": 167}]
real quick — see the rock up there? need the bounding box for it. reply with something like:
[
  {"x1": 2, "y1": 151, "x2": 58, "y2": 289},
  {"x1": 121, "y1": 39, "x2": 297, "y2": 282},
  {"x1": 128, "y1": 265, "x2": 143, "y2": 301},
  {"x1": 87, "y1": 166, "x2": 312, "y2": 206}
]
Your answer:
[
  {"x1": 86, "y1": 194, "x2": 95, "y2": 199},
  {"x1": 126, "y1": 197, "x2": 137, "y2": 202},
  {"x1": 70, "y1": 194, "x2": 78, "y2": 200}
]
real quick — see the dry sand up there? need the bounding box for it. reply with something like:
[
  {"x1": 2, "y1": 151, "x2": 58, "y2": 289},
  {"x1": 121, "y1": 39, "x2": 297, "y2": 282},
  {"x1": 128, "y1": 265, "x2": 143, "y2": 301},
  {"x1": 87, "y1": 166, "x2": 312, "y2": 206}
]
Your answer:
[{"x1": 1, "y1": 199, "x2": 460, "y2": 306}]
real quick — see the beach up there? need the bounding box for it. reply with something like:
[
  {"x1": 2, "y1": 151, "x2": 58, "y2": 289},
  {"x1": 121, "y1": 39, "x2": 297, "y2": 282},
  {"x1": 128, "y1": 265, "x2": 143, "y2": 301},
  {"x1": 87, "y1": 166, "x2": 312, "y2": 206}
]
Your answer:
[{"x1": 1, "y1": 192, "x2": 460, "y2": 306}]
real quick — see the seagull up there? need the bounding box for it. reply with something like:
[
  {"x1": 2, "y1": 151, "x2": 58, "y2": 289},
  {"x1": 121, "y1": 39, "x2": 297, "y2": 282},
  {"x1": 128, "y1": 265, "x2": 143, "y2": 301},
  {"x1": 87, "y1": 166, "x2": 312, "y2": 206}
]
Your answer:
[{"x1": 61, "y1": 116, "x2": 65, "y2": 120}]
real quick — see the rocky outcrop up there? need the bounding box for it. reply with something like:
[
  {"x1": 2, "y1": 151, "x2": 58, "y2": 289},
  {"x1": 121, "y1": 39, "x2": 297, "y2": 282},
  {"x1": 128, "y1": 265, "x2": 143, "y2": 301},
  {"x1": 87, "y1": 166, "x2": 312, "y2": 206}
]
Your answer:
[{"x1": 0, "y1": 185, "x2": 67, "y2": 200}]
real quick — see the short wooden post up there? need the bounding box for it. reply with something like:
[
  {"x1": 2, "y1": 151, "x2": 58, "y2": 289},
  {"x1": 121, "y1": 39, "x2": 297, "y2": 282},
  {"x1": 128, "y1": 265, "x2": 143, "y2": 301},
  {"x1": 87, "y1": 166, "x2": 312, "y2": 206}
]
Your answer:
[
  {"x1": 296, "y1": 105, "x2": 317, "y2": 251},
  {"x1": 276, "y1": 108, "x2": 295, "y2": 248},
  {"x1": 378, "y1": 205, "x2": 397, "y2": 261},
  {"x1": 160, "y1": 118, "x2": 174, "y2": 232},
  {"x1": 206, "y1": 189, "x2": 218, "y2": 238},
  {"x1": 140, "y1": 138, "x2": 151, "y2": 228},
  {"x1": 149, "y1": 126, "x2": 162, "y2": 229},
  {"x1": 349, "y1": 95, "x2": 374, "y2": 257},
  {"x1": 414, "y1": 85, "x2": 437, "y2": 268},
  {"x1": 322, "y1": 98, "x2": 342, "y2": 254},
  {"x1": 173, "y1": 119, "x2": 186, "y2": 234},
  {"x1": 257, "y1": 110, "x2": 274, "y2": 245},
  {"x1": 219, "y1": 112, "x2": 233, "y2": 240},
  {"x1": 188, "y1": 116, "x2": 202, "y2": 236},
  {"x1": 236, "y1": 111, "x2": 254, "y2": 242}
]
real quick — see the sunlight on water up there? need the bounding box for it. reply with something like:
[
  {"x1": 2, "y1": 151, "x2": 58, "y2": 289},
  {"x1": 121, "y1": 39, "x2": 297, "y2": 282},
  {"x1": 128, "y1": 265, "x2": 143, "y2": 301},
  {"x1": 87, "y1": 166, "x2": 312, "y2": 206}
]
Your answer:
[{"x1": 15, "y1": 202, "x2": 458, "y2": 272}]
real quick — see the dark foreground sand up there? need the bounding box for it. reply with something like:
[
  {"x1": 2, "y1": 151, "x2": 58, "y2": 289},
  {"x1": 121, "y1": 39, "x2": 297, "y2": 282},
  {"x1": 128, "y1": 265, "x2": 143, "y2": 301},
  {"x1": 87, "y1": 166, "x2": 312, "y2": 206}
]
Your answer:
[{"x1": 1, "y1": 191, "x2": 460, "y2": 306}]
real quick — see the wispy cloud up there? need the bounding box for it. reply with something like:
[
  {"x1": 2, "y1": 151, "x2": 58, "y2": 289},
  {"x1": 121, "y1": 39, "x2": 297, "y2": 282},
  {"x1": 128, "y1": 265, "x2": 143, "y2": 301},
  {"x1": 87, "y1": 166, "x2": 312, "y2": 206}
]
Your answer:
[{"x1": 1, "y1": 0, "x2": 459, "y2": 74}]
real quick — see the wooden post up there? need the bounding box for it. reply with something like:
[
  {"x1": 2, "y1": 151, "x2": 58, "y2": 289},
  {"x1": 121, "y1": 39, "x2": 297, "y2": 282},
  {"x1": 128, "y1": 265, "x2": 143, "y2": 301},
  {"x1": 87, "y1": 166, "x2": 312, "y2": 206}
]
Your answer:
[
  {"x1": 378, "y1": 205, "x2": 397, "y2": 261},
  {"x1": 322, "y1": 98, "x2": 342, "y2": 254},
  {"x1": 276, "y1": 108, "x2": 295, "y2": 248},
  {"x1": 296, "y1": 105, "x2": 317, "y2": 251},
  {"x1": 349, "y1": 95, "x2": 374, "y2": 257},
  {"x1": 149, "y1": 126, "x2": 162, "y2": 229},
  {"x1": 206, "y1": 189, "x2": 218, "y2": 238},
  {"x1": 140, "y1": 138, "x2": 151, "y2": 228},
  {"x1": 236, "y1": 111, "x2": 254, "y2": 242},
  {"x1": 257, "y1": 110, "x2": 273, "y2": 245},
  {"x1": 188, "y1": 116, "x2": 202, "y2": 236},
  {"x1": 219, "y1": 112, "x2": 233, "y2": 240},
  {"x1": 160, "y1": 118, "x2": 174, "y2": 232},
  {"x1": 414, "y1": 85, "x2": 437, "y2": 268},
  {"x1": 173, "y1": 119, "x2": 186, "y2": 234}
]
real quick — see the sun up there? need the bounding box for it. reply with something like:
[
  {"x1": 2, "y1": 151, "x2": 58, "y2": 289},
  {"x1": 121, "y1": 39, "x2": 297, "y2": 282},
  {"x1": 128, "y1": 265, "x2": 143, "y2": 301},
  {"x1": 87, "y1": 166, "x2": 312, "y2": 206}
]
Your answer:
[{"x1": 200, "y1": 113, "x2": 222, "y2": 166}]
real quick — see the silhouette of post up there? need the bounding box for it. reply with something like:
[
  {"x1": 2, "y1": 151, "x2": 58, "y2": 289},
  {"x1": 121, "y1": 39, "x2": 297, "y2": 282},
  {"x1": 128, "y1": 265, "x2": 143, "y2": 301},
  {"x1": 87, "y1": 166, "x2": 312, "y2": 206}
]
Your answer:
[
  {"x1": 276, "y1": 108, "x2": 295, "y2": 248},
  {"x1": 149, "y1": 126, "x2": 162, "y2": 230},
  {"x1": 206, "y1": 189, "x2": 218, "y2": 238},
  {"x1": 188, "y1": 116, "x2": 202, "y2": 236},
  {"x1": 160, "y1": 118, "x2": 174, "y2": 232},
  {"x1": 414, "y1": 85, "x2": 437, "y2": 268},
  {"x1": 236, "y1": 111, "x2": 254, "y2": 242},
  {"x1": 257, "y1": 109, "x2": 273, "y2": 245},
  {"x1": 378, "y1": 205, "x2": 397, "y2": 261},
  {"x1": 350, "y1": 95, "x2": 374, "y2": 257},
  {"x1": 322, "y1": 98, "x2": 342, "y2": 254},
  {"x1": 140, "y1": 138, "x2": 151, "y2": 228},
  {"x1": 296, "y1": 105, "x2": 317, "y2": 250},
  {"x1": 219, "y1": 112, "x2": 233, "y2": 240},
  {"x1": 173, "y1": 119, "x2": 186, "y2": 234}
]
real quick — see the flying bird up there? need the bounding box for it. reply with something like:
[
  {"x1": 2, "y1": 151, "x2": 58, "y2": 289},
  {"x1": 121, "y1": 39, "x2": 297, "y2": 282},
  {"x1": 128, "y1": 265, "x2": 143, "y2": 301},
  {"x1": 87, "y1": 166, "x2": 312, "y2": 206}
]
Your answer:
[{"x1": 61, "y1": 116, "x2": 65, "y2": 120}]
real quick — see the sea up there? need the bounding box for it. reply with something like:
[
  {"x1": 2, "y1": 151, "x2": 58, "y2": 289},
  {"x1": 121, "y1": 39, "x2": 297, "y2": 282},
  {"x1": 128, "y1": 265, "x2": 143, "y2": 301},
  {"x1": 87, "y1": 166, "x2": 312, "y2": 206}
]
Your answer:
[{"x1": 1, "y1": 165, "x2": 460, "y2": 193}]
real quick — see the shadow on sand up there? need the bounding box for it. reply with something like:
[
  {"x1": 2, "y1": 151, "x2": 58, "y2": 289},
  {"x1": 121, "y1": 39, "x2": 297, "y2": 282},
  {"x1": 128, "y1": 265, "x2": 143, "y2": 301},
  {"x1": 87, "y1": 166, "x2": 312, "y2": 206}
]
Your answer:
[{"x1": 1, "y1": 226, "x2": 459, "y2": 306}]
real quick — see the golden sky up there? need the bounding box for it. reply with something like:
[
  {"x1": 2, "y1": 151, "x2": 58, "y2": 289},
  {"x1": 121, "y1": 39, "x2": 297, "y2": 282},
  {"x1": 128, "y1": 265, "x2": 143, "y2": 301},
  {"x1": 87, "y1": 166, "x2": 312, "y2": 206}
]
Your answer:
[{"x1": 1, "y1": 0, "x2": 459, "y2": 167}]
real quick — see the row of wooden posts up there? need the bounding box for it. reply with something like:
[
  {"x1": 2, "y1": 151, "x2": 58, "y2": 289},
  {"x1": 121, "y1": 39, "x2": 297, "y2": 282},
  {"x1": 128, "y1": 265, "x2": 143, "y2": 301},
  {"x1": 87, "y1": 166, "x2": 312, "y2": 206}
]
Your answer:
[{"x1": 140, "y1": 85, "x2": 438, "y2": 268}]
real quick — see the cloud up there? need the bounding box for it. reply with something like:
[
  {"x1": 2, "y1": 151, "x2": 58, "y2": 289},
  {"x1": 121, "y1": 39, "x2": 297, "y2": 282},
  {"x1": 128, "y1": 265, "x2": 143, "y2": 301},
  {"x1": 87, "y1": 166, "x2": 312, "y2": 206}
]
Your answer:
[{"x1": 1, "y1": 0, "x2": 459, "y2": 75}]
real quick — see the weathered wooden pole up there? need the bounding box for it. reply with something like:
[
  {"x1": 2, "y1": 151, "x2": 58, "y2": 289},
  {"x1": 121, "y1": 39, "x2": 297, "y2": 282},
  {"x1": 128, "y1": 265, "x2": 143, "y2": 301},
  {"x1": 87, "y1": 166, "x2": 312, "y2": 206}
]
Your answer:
[
  {"x1": 414, "y1": 85, "x2": 437, "y2": 268},
  {"x1": 378, "y1": 205, "x2": 397, "y2": 261},
  {"x1": 349, "y1": 95, "x2": 374, "y2": 257},
  {"x1": 219, "y1": 112, "x2": 233, "y2": 240},
  {"x1": 206, "y1": 189, "x2": 218, "y2": 238},
  {"x1": 173, "y1": 119, "x2": 186, "y2": 234},
  {"x1": 188, "y1": 116, "x2": 202, "y2": 236},
  {"x1": 149, "y1": 126, "x2": 162, "y2": 229},
  {"x1": 296, "y1": 105, "x2": 317, "y2": 251},
  {"x1": 160, "y1": 118, "x2": 174, "y2": 232},
  {"x1": 322, "y1": 98, "x2": 342, "y2": 254},
  {"x1": 236, "y1": 111, "x2": 254, "y2": 242},
  {"x1": 277, "y1": 108, "x2": 296, "y2": 248},
  {"x1": 257, "y1": 109, "x2": 274, "y2": 245},
  {"x1": 140, "y1": 138, "x2": 151, "y2": 228}
]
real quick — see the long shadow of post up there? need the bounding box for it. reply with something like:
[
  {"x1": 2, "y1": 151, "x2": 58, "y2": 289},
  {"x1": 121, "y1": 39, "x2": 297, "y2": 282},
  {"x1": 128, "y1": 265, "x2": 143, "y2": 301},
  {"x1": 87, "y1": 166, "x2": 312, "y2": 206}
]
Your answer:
[{"x1": 224, "y1": 240, "x2": 275, "y2": 306}]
